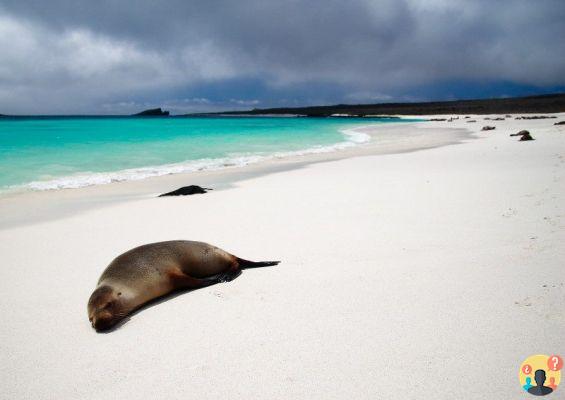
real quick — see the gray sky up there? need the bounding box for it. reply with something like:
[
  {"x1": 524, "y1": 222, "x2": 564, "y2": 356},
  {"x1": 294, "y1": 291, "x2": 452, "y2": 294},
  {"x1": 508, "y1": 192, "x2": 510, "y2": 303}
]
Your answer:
[{"x1": 1, "y1": 0, "x2": 564, "y2": 114}]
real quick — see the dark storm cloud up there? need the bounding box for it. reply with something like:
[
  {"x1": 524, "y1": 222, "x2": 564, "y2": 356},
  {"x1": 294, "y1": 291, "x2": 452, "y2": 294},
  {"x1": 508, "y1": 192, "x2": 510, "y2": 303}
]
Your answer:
[{"x1": 0, "y1": 0, "x2": 564, "y2": 114}]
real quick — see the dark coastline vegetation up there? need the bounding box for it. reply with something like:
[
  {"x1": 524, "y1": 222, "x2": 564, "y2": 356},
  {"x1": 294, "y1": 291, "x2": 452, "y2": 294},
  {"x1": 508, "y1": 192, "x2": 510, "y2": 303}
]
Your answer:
[
  {"x1": 191, "y1": 93, "x2": 565, "y2": 117},
  {"x1": 1, "y1": 94, "x2": 564, "y2": 118}
]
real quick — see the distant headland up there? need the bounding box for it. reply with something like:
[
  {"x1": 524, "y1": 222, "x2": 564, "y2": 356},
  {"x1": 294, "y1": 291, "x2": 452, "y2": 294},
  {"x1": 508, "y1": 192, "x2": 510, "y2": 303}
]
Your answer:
[{"x1": 132, "y1": 108, "x2": 170, "y2": 117}]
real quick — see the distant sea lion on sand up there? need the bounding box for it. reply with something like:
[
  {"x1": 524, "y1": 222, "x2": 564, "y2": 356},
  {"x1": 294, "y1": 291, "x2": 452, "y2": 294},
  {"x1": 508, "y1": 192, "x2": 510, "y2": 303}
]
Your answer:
[
  {"x1": 158, "y1": 185, "x2": 212, "y2": 197},
  {"x1": 510, "y1": 130, "x2": 535, "y2": 141},
  {"x1": 87, "y1": 241, "x2": 279, "y2": 331}
]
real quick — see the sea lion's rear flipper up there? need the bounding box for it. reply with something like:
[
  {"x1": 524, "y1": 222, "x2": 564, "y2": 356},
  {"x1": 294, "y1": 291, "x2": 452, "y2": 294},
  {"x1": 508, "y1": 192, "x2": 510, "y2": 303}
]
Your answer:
[{"x1": 236, "y1": 258, "x2": 280, "y2": 269}]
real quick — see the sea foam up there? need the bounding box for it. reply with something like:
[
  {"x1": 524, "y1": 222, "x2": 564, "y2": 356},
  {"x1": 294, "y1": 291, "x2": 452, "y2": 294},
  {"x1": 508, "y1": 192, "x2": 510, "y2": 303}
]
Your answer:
[{"x1": 17, "y1": 126, "x2": 372, "y2": 192}]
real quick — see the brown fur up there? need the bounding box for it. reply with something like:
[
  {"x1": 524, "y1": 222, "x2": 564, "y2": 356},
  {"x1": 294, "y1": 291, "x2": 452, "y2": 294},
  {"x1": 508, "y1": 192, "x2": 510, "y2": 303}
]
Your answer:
[{"x1": 87, "y1": 240, "x2": 277, "y2": 331}]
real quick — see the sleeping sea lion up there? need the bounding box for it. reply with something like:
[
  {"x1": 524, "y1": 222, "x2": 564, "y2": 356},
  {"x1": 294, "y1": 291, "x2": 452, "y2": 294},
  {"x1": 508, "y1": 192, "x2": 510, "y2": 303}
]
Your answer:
[{"x1": 87, "y1": 240, "x2": 279, "y2": 331}]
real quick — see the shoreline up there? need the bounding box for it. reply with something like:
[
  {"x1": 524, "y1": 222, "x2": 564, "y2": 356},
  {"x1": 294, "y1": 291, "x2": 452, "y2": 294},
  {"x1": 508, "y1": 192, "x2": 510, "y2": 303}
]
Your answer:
[
  {"x1": 3, "y1": 118, "x2": 386, "y2": 193},
  {"x1": 0, "y1": 121, "x2": 472, "y2": 229},
  {"x1": 1, "y1": 113, "x2": 563, "y2": 399}
]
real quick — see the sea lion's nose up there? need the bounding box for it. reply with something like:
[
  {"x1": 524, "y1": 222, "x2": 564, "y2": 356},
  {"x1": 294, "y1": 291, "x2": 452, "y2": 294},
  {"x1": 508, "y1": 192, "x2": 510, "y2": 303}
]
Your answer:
[{"x1": 92, "y1": 315, "x2": 113, "y2": 331}]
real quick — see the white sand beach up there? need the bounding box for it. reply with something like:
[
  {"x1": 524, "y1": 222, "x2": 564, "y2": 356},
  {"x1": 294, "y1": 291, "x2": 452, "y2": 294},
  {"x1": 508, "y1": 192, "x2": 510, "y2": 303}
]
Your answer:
[{"x1": 1, "y1": 115, "x2": 564, "y2": 399}]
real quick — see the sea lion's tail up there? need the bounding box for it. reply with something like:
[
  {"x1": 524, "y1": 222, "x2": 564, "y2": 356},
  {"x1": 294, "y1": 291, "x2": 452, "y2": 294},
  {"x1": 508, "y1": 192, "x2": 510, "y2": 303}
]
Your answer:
[{"x1": 237, "y1": 258, "x2": 280, "y2": 269}]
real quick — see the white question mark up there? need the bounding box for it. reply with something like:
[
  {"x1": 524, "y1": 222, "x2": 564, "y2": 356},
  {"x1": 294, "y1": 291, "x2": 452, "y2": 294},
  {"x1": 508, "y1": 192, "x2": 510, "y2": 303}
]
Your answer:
[{"x1": 551, "y1": 356, "x2": 558, "y2": 370}]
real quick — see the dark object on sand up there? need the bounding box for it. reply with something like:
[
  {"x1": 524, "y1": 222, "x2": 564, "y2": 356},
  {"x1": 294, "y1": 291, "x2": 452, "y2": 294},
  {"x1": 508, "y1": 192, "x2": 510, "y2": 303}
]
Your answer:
[
  {"x1": 429, "y1": 118, "x2": 447, "y2": 121},
  {"x1": 482, "y1": 126, "x2": 496, "y2": 131},
  {"x1": 133, "y1": 107, "x2": 170, "y2": 117},
  {"x1": 159, "y1": 185, "x2": 213, "y2": 197},
  {"x1": 467, "y1": 120, "x2": 476, "y2": 123},
  {"x1": 492, "y1": 117, "x2": 505, "y2": 120},
  {"x1": 554, "y1": 121, "x2": 565, "y2": 125},
  {"x1": 516, "y1": 115, "x2": 557, "y2": 120},
  {"x1": 510, "y1": 130, "x2": 534, "y2": 141}
]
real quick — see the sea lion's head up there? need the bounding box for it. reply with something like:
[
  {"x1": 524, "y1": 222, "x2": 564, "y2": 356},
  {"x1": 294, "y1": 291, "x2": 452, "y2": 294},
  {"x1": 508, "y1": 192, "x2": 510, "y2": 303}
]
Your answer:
[{"x1": 87, "y1": 285, "x2": 124, "y2": 331}]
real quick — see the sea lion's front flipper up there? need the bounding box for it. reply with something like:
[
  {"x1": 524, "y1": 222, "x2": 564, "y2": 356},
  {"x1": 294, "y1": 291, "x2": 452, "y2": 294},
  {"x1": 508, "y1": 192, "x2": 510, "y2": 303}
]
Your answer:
[
  {"x1": 168, "y1": 270, "x2": 214, "y2": 290},
  {"x1": 202, "y1": 269, "x2": 242, "y2": 284}
]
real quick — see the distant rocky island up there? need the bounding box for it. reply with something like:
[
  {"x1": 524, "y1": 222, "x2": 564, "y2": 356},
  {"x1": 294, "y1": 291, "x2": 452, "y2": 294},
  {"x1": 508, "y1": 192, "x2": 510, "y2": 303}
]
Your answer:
[
  {"x1": 133, "y1": 108, "x2": 170, "y2": 116},
  {"x1": 191, "y1": 93, "x2": 565, "y2": 117}
]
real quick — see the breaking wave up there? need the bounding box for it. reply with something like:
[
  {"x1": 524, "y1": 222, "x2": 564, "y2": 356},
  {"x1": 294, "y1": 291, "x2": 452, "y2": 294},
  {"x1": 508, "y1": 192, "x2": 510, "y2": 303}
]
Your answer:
[{"x1": 15, "y1": 126, "x2": 372, "y2": 192}]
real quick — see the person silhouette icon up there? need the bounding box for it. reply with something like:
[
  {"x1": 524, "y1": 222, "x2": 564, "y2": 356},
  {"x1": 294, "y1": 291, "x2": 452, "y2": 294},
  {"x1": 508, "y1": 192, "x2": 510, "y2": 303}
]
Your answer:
[
  {"x1": 548, "y1": 377, "x2": 557, "y2": 390},
  {"x1": 523, "y1": 377, "x2": 533, "y2": 391},
  {"x1": 528, "y1": 369, "x2": 553, "y2": 396}
]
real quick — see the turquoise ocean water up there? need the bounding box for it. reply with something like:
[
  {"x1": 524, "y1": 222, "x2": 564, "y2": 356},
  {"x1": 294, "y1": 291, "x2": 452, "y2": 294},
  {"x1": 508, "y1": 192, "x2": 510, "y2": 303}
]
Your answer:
[{"x1": 0, "y1": 116, "x2": 409, "y2": 192}]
